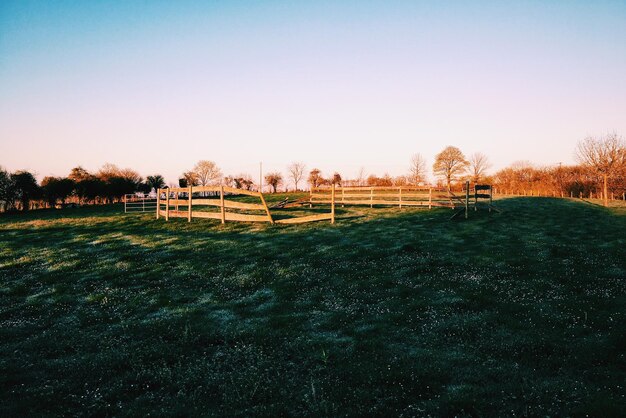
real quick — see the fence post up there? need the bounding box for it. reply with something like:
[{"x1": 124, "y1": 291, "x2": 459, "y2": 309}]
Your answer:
[
  {"x1": 331, "y1": 184, "x2": 335, "y2": 224},
  {"x1": 188, "y1": 186, "x2": 192, "y2": 222},
  {"x1": 429, "y1": 188, "x2": 432, "y2": 209},
  {"x1": 342, "y1": 187, "x2": 345, "y2": 207},
  {"x1": 124, "y1": 195, "x2": 128, "y2": 213},
  {"x1": 474, "y1": 184, "x2": 478, "y2": 211},
  {"x1": 165, "y1": 189, "x2": 170, "y2": 221},
  {"x1": 399, "y1": 186, "x2": 402, "y2": 209},
  {"x1": 156, "y1": 190, "x2": 160, "y2": 219},
  {"x1": 220, "y1": 185, "x2": 225, "y2": 224},
  {"x1": 465, "y1": 181, "x2": 469, "y2": 219},
  {"x1": 259, "y1": 190, "x2": 274, "y2": 224},
  {"x1": 309, "y1": 188, "x2": 313, "y2": 208}
]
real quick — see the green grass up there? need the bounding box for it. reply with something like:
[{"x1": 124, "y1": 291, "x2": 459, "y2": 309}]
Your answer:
[{"x1": 1, "y1": 195, "x2": 625, "y2": 416}]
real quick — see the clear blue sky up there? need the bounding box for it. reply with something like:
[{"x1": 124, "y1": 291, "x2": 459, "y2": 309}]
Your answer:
[{"x1": 1, "y1": 0, "x2": 625, "y2": 186}]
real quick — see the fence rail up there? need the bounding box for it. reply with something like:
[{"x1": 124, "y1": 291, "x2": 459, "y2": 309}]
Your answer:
[
  {"x1": 310, "y1": 186, "x2": 454, "y2": 209},
  {"x1": 157, "y1": 186, "x2": 336, "y2": 225},
  {"x1": 494, "y1": 189, "x2": 626, "y2": 201},
  {"x1": 124, "y1": 194, "x2": 157, "y2": 213}
]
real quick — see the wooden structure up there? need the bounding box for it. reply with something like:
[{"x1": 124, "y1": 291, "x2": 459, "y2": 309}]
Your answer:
[
  {"x1": 157, "y1": 186, "x2": 274, "y2": 224},
  {"x1": 157, "y1": 185, "x2": 335, "y2": 225},
  {"x1": 124, "y1": 194, "x2": 157, "y2": 213},
  {"x1": 473, "y1": 184, "x2": 497, "y2": 212},
  {"x1": 450, "y1": 182, "x2": 500, "y2": 219},
  {"x1": 309, "y1": 186, "x2": 454, "y2": 209}
]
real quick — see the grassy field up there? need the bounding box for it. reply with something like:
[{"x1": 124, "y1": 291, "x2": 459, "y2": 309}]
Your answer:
[{"x1": 1, "y1": 195, "x2": 625, "y2": 417}]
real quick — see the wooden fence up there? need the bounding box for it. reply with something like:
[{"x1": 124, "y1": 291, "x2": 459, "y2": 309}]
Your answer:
[
  {"x1": 157, "y1": 185, "x2": 335, "y2": 224},
  {"x1": 495, "y1": 188, "x2": 626, "y2": 201},
  {"x1": 124, "y1": 194, "x2": 157, "y2": 213},
  {"x1": 310, "y1": 186, "x2": 454, "y2": 209}
]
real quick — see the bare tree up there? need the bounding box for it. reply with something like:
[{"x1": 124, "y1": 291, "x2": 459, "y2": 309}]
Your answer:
[
  {"x1": 68, "y1": 166, "x2": 92, "y2": 182},
  {"x1": 264, "y1": 172, "x2": 283, "y2": 193},
  {"x1": 119, "y1": 168, "x2": 142, "y2": 185},
  {"x1": 97, "y1": 163, "x2": 121, "y2": 182},
  {"x1": 331, "y1": 172, "x2": 342, "y2": 186},
  {"x1": 181, "y1": 171, "x2": 199, "y2": 187},
  {"x1": 393, "y1": 175, "x2": 408, "y2": 186},
  {"x1": 433, "y1": 146, "x2": 469, "y2": 190},
  {"x1": 356, "y1": 167, "x2": 366, "y2": 186},
  {"x1": 409, "y1": 154, "x2": 427, "y2": 185},
  {"x1": 469, "y1": 153, "x2": 492, "y2": 184},
  {"x1": 308, "y1": 168, "x2": 322, "y2": 188},
  {"x1": 193, "y1": 160, "x2": 222, "y2": 186},
  {"x1": 576, "y1": 133, "x2": 626, "y2": 206},
  {"x1": 224, "y1": 175, "x2": 235, "y2": 188},
  {"x1": 235, "y1": 173, "x2": 254, "y2": 190},
  {"x1": 287, "y1": 162, "x2": 306, "y2": 191}
]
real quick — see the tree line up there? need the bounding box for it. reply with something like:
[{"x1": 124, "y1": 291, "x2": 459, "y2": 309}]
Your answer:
[
  {"x1": 2, "y1": 133, "x2": 624, "y2": 212},
  {"x1": 0, "y1": 164, "x2": 166, "y2": 212}
]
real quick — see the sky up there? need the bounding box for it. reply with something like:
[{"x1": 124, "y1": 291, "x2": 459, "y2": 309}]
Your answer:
[{"x1": 1, "y1": 0, "x2": 625, "y2": 186}]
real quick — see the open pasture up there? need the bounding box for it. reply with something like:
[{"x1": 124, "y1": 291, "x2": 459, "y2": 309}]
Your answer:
[{"x1": 1, "y1": 195, "x2": 625, "y2": 416}]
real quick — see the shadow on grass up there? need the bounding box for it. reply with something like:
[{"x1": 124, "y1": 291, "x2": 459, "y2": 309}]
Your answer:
[{"x1": 1, "y1": 197, "x2": 625, "y2": 416}]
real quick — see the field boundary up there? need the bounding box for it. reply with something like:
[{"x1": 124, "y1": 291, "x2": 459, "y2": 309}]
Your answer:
[
  {"x1": 310, "y1": 185, "x2": 454, "y2": 209},
  {"x1": 157, "y1": 186, "x2": 336, "y2": 225},
  {"x1": 157, "y1": 186, "x2": 275, "y2": 224},
  {"x1": 124, "y1": 194, "x2": 157, "y2": 213}
]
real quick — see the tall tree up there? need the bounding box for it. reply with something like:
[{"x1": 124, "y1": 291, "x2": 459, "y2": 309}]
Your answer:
[
  {"x1": 433, "y1": 146, "x2": 469, "y2": 190},
  {"x1": 469, "y1": 152, "x2": 492, "y2": 184},
  {"x1": 356, "y1": 167, "x2": 366, "y2": 186},
  {"x1": 331, "y1": 172, "x2": 342, "y2": 186},
  {"x1": 11, "y1": 171, "x2": 40, "y2": 211},
  {"x1": 393, "y1": 176, "x2": 408, "y2": 186},
  {"x1": 228, "y1": 174, "x2": 254, "y2": 190},
  {"x1": 119, "y1": 168, "x2": 142, "y2": 185},
  {"x1": 409, "y1": 154, "x2": 427, "y2": 184},
  {"x1": 181, "y1": 171, "x2": 199, "y2": 187},
  {"x1": 264, "y1": 172, "x2": 283, "y2": 193},
  {"x1": 236, "y1": 174, "x2": 254, "y2": 190},
  {"x1": 0, "y1": 166, "x2": 16, "y2": 211},
  {"x1": 75, "y1": 177, "x2": 105, "y2": 204},
  {"x1": 576, "y1": 133, "x2": 626, "y2": 206},
  {"x1": 95, "y1": 164, "x2": 141, "y2": 202},
  {"x1": 308, "y1": 169, "x2": 322, "y2": 188},
  {"x1": 97, "y1": 163, "x2": 121, "y2": 182},
  {"x1": 41, "y1": 177, "x2": 74, "y2": 207},
  {"x1": 287, "y1": 162, "x2": 306, "y2": 191},
  {"x1": 146, "y1": 175, "x2": 166, "y2": 193},
  {"x1": 193, "y1": 160, "x2": 222, "y2": 186},
  {"x1": 68, "y1": 166, "x2": 92, "y2": 182}
]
